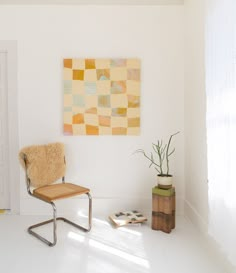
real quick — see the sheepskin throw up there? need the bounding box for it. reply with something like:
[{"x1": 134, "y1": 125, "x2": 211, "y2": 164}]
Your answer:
[{"x1": 19, "y1": 142, "x2": 66, "y2": 188}]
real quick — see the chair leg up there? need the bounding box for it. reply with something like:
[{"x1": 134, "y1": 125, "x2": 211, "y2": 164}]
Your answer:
[
  {"x1": 28, "y1": 202, "x2": 57, "y2": 247},
  {"x1": 58, "y1": 192, "x2": 92, "y2": 232},
  {"x1": 28, "y1": 193, "x2": 92, "y2": 247}
]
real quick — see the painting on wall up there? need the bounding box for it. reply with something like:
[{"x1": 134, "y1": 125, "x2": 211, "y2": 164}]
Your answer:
[{"x1": 63, "y1": 58, "x2": 140, "y2": 135}]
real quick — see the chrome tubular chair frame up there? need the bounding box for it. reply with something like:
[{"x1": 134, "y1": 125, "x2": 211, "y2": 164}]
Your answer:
[{"x1": 24, "y1": 156, "x2": 92, "y2": 247}]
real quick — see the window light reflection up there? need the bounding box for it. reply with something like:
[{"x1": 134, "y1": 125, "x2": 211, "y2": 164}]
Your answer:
[{"x1": 67, "y1": 232, "x2": 150, "y2": 269}]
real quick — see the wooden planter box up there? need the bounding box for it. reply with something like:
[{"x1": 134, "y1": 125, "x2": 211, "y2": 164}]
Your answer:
[{"x1": 152, "y1": 187, "x2": 175, "y2": 233}]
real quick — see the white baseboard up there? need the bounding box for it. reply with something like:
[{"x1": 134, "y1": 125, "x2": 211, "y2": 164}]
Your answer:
[
  {"x1": 20, "y1": 196, "x2": 184, "y2": 216},
  {"x1": 184, "y1": 199, "x2": 208, "y2": 233},
  {"x1": 184, "y1": 199, "x2": 236, "y2": 273},
  {"x1": 20, "y1": 196, "x2": 151, "y2": 216}
]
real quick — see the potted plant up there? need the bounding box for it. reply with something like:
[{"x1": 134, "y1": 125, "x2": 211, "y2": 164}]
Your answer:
[{"x1": 135, "y1": 132, "x2": 179, "y2": 188}]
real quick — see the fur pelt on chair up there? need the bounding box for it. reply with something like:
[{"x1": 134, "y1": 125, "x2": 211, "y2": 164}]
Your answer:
[{"x1": 19, "y1": 142, "x2": 66, "y2": 188}]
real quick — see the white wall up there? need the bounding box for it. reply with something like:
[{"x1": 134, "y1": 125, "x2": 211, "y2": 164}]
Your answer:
[
  {"x1": 0, "y1": 5, "x2": 184, "y2": 215},
  {"x1": 184, "y1": 0, "x2": 208, "y2": 231}
]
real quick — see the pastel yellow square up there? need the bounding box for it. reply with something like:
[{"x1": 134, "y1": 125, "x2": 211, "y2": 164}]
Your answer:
[
  {"x1": 72, "y1": 59, "x2": 85, "y2": 69},
  {"x1": 97, "y1": 81, "x2": 111, "y2": 95},
  {"x1": 72, "y1": 106, "x2": 83, "y2": 114},
  {"x1": 127, "y1": 127, "x2": 140, "y2": 135},
  {"x1": 111, "y1": 117, "x2": 128, "y2": 127},
  {"x1": 95, "y1": 59, "x2": 110, "y2": 69},
  {"x1": 72, "y1": 124, "x2": 86, "y2": 135},
  {"x1": 127, "y1": 108, "x2": 140, "y2": 118},
  {"x1": 64, "y1": 68, "x2": 73, "y2": 80},
  {"x1": 99, "y1": 127, "x2": 112, "y2": 135},
  {"x1": 64, "y1": 94, "x2": 72, "y2": 107},
  {"x1": 84, "y1": 113, "x2": 98, "y2": 126},
  {"x1": 64, "y1": 112, "x2": 73, "y2": 124},
  {"x1": 97, "y1": 107, "x2": 112, "y2": 116},
  {"x1": 127, "y1": 59, "x2": 140, "y2": 69},
  {"x1": 128, "y1": 117, "x2": 140, "y2": 127},
  {"x1": 126, "y1": 80, "x2": 140, "y2": 95},
  {"x1": 112, "y1": 127, "x2": 127, "y2": 135},
  {"x1": 85, "y1": 95, "x2": 97, "y2": 108},
  {"x1": 72, "y1": 81, "x2": 85, "y2": 94},
  {"x1": 84, "y1": 69, "x2": 97, "y2": 81},
  {"x1": 128, "y1": 69, "x2": 140, "y2": 81},
  {"x1": 110, "y1": 68, "x2": 127, "y2": 81},
  {"x1": 111, "y1": 94, "x2": 128, "y2": 108}
]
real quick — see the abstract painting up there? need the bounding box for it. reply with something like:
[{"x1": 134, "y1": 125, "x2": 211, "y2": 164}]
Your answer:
[{"x1": 63, "y1": 58, "x2": 140, "y2": 135}]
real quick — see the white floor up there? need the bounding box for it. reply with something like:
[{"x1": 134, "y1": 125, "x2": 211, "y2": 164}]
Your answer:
[{"x1": 0, "y1": 213, "x2": 228, "y2": 273}]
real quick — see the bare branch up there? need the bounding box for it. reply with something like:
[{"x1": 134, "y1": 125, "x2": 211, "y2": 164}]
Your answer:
[
  {"x1": 168, "y1": 148, "x2": 175, "y2": 157},
  {"x1": 166, "y1": 132, "x2": 180, "y2": 175}
]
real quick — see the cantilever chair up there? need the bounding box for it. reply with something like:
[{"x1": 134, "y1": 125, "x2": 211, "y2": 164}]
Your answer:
[{"x1": 19, "y1": 142, "x2": 92, "y2": 247}]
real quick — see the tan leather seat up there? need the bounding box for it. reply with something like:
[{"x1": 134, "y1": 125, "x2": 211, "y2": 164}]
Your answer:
[{"x1": 33, "y1": 183, "x2": 90, "y2": 202}]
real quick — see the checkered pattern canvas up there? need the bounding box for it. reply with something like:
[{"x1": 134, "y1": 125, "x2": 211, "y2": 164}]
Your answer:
[{"x1": 63, "y1": 58, "x2": 140, "y2": 135}]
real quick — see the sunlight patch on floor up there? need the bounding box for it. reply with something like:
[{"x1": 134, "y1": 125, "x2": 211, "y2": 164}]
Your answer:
[{"x1": 67, "y1": 231, "x2": 150, "y2": 269}]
